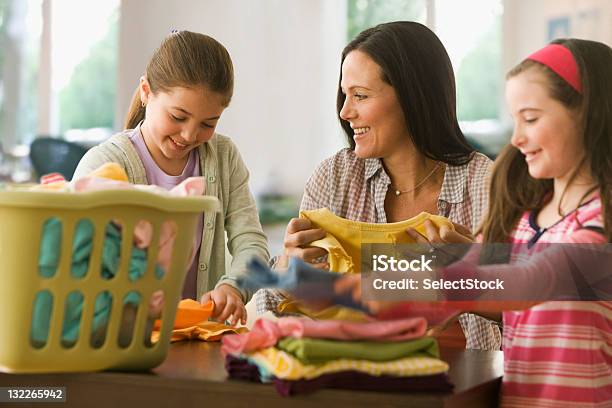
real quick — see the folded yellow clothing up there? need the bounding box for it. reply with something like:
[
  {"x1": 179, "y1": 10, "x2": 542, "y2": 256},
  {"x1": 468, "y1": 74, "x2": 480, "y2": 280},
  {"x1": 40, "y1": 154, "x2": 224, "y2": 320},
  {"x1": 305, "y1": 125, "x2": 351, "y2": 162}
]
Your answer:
[
  {"x1": 247, "y1": 346, "x2": 449, "y2": 380},
  {"x1": 277, "y1": 301, "x2": 371, "y2": 322},
  {"x1": 152, "y1": 321, "x2": 248, "y2": 343},
  {"x1": 88, "y1": 162, "x2": 129, "y2": 181},
  {"x1": 30, "y1": 162, "x2": 129, "y2": 191}
]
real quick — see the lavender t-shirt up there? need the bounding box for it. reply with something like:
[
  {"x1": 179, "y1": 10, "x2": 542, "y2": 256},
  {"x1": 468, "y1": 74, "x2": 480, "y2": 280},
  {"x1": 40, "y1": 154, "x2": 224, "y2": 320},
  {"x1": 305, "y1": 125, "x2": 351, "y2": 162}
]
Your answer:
[{"x1": 129, "y1": 126, "x2": 203, "y2": 300}]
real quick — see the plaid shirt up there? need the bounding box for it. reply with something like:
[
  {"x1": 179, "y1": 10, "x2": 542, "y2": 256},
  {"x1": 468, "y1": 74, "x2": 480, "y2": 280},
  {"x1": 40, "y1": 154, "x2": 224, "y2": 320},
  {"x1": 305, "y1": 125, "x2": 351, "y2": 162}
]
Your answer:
[
  {"x1": 300, "y1": 148, "x2": 491, "y2": 232},
  {"x1": 256, "y1": 148, "x2": 498, "y2": 348}
]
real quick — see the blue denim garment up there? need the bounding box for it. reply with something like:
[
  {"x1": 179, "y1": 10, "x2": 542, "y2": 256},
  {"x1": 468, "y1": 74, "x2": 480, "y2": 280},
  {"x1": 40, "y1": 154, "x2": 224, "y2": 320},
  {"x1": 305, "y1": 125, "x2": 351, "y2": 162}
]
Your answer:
[{"x1": 239, "y1": 257, "x2": 367, "y2": 312}]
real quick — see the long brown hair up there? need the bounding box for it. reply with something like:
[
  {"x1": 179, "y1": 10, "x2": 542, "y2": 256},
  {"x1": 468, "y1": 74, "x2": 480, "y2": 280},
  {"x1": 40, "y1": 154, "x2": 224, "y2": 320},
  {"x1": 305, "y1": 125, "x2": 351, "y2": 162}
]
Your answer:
[
  {"x1": 337, "y1": 22, "x2": 474, "y2": 166},
  {"x1": 124, "y1": 30, "x2": 234, "y2": 129},
  {"x1": 480, "y1": 39, "x2": 612, "y2": 242}
]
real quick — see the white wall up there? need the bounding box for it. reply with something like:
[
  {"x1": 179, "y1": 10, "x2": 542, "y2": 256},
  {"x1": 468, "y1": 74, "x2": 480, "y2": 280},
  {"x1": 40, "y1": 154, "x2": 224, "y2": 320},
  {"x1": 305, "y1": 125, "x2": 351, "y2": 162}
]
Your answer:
[
  {"x1": 500, "y1": 0, "x2": 612, "y2": 127},
  {"x1": 117, "y1": 0, "x2": 347, "y2": 196},
  {"x1": 503, "y1": 0, "x2": 612, "y2": 73}
]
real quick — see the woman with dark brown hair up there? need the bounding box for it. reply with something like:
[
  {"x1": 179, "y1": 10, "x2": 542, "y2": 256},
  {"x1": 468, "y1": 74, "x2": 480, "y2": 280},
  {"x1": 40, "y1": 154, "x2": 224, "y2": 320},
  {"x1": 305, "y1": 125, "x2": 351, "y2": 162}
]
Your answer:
[{"x1": 257, "y1": 21, "x2": 495, "y2": 350}]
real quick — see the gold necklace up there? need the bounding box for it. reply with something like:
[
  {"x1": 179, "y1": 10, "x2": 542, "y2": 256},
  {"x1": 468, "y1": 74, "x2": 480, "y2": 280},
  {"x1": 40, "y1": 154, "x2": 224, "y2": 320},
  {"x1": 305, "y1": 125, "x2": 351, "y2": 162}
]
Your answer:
[{"x1": 389, "y1": 163, "x2": 441, "y2": 196}]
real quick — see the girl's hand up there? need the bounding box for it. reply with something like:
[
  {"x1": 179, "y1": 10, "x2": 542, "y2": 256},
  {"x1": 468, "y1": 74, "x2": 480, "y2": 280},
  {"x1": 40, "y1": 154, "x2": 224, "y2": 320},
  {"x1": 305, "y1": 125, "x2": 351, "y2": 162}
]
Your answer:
[
  {"x1": 334, "y1": 274, "x2": 363, "y2": 303},
  {"x1": 283, "y1": 218, "x2": 329, "y2": 269},
  {"x1": 200, "y1": 284, "x2": 246, "y2": 326},
  {"x1": 407, "y1": 220, "x2": 474, "y2": 244},
  {"x1": 333, "y1": 274, "x2": 391, "y2": 314}
]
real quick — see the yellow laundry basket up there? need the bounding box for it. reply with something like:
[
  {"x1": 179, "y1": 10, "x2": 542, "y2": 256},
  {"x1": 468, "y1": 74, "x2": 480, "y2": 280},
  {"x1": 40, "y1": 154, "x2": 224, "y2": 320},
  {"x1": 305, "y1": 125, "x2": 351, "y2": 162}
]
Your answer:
[{"x1": 0, "y1": 187, "x2": 219, "y2": 373}]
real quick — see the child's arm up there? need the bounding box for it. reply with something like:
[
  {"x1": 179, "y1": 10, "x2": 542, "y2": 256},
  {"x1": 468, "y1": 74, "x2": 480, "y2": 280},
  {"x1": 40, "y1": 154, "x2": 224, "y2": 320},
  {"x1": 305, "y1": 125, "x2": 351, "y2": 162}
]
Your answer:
[
  {"x1": 73, "y1": 146, "x2": 120, "y2": 180},
  {"x1": 253, "y1": 158, "x2": 333, "y2": 317},
  {"x1": 444, "y1": 228, "x2": 608, "y2": 316},
  {"x1": 207, "y1": 138, "x2": 270, "y2": 324},
  {"x1": 72, "y1": 135, "x2": 140, "y2": 182},
  {"x1": 215, "y1": 138, "x2": 270, "y2": 296},
  {"x1": 334, "y1": 240, "x2": 609, "y2": 317},
  {"x1": 440, "y1": 240, "x2": 609, "y2": 302}
]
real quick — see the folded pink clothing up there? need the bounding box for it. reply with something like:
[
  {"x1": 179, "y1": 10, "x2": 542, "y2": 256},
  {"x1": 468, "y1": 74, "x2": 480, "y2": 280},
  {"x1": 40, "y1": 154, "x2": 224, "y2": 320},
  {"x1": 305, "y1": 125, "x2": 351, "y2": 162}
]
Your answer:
[
  {"x1": 221, "y1": 316, "x2": 428, "y2": 356},
  {"x1": 222, "y1": 318, "x2": 282, "y2": 356}
]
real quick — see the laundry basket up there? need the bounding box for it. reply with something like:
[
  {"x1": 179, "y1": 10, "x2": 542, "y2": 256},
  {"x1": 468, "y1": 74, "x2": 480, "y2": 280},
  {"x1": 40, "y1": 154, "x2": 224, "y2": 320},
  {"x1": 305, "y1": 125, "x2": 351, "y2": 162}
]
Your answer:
[{"x1": 0, "y1": 186, "x2": 219, "y2": 373}]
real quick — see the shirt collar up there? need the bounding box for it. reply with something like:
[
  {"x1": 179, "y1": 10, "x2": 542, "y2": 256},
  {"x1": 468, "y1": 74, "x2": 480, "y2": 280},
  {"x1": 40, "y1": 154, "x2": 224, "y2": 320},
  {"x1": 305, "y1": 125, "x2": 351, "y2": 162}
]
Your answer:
[
  {"x1": 366, "y1": 156, "x2": 467, "y2": 204},
  {"x1": 131, "y1": 120, "x2": 144, "y2": 139},
  {"x1": 364, "y1": 158, "x2": 383, "y2": 180},
  {"x1": 438, "y1": 163, "x2": 467, "y2": 204}
]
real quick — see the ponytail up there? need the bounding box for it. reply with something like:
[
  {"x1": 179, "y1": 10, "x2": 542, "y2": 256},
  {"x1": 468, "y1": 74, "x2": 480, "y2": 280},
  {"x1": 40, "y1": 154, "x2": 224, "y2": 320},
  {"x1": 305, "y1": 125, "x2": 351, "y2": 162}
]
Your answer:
[{"x1": 124, "y1": 87, "x2": 146, "y2": 130}]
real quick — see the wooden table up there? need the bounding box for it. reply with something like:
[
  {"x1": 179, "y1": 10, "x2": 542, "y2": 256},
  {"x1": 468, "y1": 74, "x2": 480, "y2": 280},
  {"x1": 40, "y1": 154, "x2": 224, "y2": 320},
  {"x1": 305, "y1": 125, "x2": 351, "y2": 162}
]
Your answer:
[{"x1": 0, "y1": 342, "x2": 503, "y2": 407}]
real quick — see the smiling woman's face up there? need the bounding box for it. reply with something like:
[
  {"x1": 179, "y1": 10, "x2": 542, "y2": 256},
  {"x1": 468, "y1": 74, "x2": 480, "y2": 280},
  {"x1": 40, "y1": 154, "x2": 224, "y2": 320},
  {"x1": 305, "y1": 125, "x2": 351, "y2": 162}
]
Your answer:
[{"x1": 338, "y1": 50, "x2": 412, "y2": 159}]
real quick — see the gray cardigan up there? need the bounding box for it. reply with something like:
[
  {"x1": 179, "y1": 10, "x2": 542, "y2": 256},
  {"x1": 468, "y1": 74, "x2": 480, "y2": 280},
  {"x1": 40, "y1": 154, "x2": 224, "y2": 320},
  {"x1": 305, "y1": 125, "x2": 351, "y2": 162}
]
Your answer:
[{"x1": 73, "y1": 130, "x2": 270, "y2": 302}]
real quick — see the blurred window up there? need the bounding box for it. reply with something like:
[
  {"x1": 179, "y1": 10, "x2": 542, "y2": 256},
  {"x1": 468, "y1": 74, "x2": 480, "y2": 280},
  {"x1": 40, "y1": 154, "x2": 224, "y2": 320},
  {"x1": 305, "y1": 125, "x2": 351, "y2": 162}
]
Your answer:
[
  {"x1": 0, "y1": 0, "x2": 42, "y2": 150},
  {"x1": 0, "y1": 0, "x2": 118, "y2": 154},
  {"x1": 348, "y1": 0, "x2": 426, "y2": 41},
  {"x1": 52, "y1": 0, "x2": 118, "y2": 134}
]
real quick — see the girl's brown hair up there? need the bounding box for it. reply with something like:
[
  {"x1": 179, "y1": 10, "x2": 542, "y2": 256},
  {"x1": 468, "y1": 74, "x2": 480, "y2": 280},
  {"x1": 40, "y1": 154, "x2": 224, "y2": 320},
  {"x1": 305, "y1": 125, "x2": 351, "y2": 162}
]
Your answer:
[
  {"x1": 480, "y1": 39, "x2": 612, "y2": 242},
  {"x1": 124, "y1": 30, "x2": 234, "y2": 129}
]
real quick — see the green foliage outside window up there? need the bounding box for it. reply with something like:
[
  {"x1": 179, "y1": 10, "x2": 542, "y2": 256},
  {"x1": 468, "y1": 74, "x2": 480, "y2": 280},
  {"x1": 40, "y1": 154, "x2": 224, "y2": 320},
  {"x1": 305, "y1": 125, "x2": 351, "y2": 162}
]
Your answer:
[
  {"x1": 0, "y1": 0, "x2": 39, "y2": 146},
  {"x1": 58, "y1": 11, "x2": 117, "y2": 132},
  {"x1": 455, "y1": 17, "x2": 501, "y2": 121},
  {"x1": 0, "y1": 0, "x2": 8, "y2": 137}
]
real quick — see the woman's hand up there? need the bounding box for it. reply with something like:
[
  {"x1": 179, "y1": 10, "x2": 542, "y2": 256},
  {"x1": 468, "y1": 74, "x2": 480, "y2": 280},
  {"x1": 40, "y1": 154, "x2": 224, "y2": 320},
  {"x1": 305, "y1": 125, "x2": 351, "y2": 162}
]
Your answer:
[
  {"x1": 200, "y1": 284, "x2": 246, "y2": 326},
  {"x1": 407, "y1": 220, "x2": 474, "y2": 244},
  {"x1": 283, "y1": 217, "x2": 329, "y2": 269}
]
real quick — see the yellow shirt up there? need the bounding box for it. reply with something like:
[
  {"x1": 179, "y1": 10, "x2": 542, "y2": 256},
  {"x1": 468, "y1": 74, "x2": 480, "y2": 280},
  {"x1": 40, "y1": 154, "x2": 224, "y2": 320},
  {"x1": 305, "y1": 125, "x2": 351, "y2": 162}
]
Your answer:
[{"x1": 301, "y1": 208, "x2": 453, "y2": 272}]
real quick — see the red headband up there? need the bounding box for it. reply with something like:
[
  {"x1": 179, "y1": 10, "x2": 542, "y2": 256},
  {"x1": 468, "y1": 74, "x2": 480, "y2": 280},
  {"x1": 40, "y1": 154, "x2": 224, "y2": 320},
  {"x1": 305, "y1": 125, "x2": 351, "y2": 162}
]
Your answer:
[{"x1": 526, "y1": 44, "x2": 582, "y2": 93}]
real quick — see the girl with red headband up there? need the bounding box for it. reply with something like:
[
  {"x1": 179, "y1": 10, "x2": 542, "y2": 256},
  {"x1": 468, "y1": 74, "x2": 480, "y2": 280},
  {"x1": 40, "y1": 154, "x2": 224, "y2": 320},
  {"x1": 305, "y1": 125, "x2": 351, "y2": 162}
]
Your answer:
[
  {"x1": 477, "y1": 38, "x2": 612, "y2": 407},
  {"x1": 334, "y1": 38, "x2": 612, "y2": 407}
]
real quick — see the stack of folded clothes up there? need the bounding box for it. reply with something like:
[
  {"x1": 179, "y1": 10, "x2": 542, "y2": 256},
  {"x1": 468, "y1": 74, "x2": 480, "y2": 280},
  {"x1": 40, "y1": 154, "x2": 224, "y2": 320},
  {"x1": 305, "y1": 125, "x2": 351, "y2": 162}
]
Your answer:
[{"x1": 221, "y1": 317, "x2": 453, "y2": 397}]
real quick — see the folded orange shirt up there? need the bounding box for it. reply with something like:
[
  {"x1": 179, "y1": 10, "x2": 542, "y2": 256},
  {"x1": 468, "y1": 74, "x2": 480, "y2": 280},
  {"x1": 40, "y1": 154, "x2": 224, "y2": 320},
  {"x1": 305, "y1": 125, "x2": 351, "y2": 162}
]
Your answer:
[
  {"x1": 152, "y1": 299, "x2": 247, "y2": 343},
  {"x1": 154, "y1": 299, "x2": 214, "y2": 330}
]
